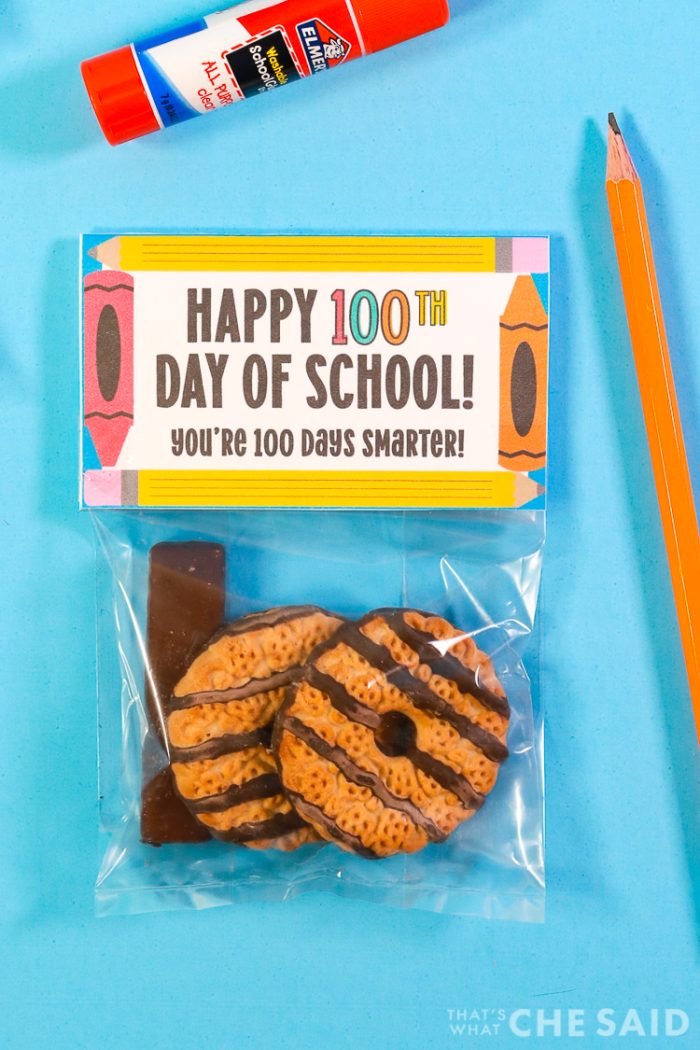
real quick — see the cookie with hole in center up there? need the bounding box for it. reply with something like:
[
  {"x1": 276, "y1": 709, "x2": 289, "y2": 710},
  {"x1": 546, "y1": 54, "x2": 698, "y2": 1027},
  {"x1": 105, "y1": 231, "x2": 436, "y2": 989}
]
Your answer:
[
  {"x1": 168, "y1": 606, "x2": 343, "y2": 850},
  {"x1": 273, "y1": 608, "x2": 510, "y2": 857}
]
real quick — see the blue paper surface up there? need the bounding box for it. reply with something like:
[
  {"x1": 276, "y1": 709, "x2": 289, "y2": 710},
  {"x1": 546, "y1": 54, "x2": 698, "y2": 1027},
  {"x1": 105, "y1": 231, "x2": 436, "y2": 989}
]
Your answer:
[{"x1": 1, "y1": 0, "x2": 699, "y2": 1045}]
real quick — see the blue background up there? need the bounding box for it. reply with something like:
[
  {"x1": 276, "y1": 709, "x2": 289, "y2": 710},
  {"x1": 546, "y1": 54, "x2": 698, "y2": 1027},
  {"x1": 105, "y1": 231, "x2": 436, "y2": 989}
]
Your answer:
[{"x1": 1, "y1": 0, "x2": 699, "y2": 1046}]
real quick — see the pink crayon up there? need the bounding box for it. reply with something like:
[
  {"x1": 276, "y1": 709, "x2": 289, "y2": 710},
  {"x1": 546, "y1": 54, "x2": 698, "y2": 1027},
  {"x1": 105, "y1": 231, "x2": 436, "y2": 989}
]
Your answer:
[{"x1": 84, "y1": 270, "x2": 134, "y2": 467}]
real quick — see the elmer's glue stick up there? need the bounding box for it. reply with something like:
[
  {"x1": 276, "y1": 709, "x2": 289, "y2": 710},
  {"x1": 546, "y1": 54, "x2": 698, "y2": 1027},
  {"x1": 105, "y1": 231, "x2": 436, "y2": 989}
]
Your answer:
[{"x1": 82, "y1": 0, "x2": 450, "y2": 145}]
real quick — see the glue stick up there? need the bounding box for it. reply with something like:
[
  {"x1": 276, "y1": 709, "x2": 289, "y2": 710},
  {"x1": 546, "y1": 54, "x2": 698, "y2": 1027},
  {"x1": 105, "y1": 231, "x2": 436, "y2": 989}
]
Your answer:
[{"x1": 82, "y1": 0, "x2": 450, "y2": 146}]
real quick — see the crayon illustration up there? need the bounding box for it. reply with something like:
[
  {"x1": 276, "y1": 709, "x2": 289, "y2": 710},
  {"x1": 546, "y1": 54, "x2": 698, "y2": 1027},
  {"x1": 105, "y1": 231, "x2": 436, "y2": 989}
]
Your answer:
[
  {"x1": 84, "y1": 270, "x2": 134, "y2": 467},
  {"x1": 499, "y1": 275, "x2": 548, "y2": 471}
]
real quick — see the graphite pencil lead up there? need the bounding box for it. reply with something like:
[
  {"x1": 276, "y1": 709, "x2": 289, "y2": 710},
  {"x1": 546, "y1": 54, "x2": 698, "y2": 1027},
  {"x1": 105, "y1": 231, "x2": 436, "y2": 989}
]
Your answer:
[{"x1": 606, "y1": 115, "x2": 638, "y2": 183}]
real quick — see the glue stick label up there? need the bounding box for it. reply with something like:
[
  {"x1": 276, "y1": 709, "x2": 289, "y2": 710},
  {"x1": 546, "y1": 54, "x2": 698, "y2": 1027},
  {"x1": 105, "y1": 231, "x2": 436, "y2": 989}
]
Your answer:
[{"x1": 133, "y1": 0, "x2": 363, "y2": 128}]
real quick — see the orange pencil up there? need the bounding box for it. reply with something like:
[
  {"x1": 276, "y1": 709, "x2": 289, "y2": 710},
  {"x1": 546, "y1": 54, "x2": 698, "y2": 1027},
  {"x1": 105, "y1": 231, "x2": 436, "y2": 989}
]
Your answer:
[{"x1": 606, "y1": 113, "x2": 700, "y2": 742}]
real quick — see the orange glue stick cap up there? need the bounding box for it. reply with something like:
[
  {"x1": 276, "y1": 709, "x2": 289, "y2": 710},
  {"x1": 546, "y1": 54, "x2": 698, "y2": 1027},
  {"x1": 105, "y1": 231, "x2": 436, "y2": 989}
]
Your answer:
[
  {"x1": 354, "y1": 0, "x2": 450, "y2": 53},
  {"x1": 81, "y1": 46, "x2": 160, "y2": 146}
]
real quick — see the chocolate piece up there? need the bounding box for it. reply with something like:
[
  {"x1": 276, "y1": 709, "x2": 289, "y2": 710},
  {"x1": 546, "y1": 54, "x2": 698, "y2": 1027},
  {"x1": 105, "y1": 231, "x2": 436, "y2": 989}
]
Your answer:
[
  {"x1": 141, "y1": 541, "x2": 226, "y2": 846},
  {"x1": 141, "y1": 767, "x2": 210, "y2": 846}
]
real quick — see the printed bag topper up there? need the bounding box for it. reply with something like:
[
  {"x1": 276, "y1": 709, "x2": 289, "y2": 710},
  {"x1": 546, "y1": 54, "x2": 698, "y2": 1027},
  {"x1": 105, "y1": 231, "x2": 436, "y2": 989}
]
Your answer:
[{"x1": 80, "y1": 234, "x2": 549, "y2": 510}]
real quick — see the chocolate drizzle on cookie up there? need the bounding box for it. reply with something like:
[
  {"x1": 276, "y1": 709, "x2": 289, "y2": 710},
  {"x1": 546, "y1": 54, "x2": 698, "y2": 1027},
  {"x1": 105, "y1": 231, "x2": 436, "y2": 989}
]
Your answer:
[
  {"x1": 379, "y1": 610, "x2": 511, "y2": 719},
  {"x1": 274, "y1": 608, "x2": 511, "y2": 858},
  {"x1": 169, "y1": 727, "x2": 273, "y2": 763},
  {"x1": 167, "y1": 606, "x2": 343, "y2": 848},
  {"x1": 213, "y1": 606, "x2": 330, "y2": 640},
  {"x1": 284, "y1": 715, "x2": 447, "y2": 842},
  {"x1": 188, "y1": 772, "x2": 282, "y2": 813},
  {"x1": 339, "y1": 624, "x2": 508, "y2": 763},
  {"x1": 213, "y1": 809, "x2": 307, "y2": 844},
  {"x1": 284, "y1": 791, "x2": 380, "y2": 859},
  {"x1": 170, "y1": 669, "x2": 301, "y2": 711},
  {"x1": 304, "y1": 667, "x2": 487, "y2": 810}
]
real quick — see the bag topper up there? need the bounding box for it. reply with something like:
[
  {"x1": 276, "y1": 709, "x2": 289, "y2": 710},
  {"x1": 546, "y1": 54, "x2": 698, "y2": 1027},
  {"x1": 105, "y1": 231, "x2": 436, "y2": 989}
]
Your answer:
[{"x1": 81, "y1": 234, "x2": 549, "y2": 511}]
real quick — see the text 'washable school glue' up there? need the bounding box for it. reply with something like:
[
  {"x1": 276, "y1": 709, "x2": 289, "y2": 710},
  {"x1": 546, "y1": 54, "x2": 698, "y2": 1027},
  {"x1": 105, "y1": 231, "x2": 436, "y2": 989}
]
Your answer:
[{"x1": 82, "y1": 0, "x2": 450, "y2": 145}]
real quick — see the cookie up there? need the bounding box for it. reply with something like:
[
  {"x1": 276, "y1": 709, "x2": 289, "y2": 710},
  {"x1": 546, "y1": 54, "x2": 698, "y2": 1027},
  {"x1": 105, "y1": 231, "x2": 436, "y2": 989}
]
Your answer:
[
  {"x1": 274, "y1": 608, "x2": 510, "y2": 857},
  {"x1": 168, "y1": 606, "x2": 343, "y2": 850}
]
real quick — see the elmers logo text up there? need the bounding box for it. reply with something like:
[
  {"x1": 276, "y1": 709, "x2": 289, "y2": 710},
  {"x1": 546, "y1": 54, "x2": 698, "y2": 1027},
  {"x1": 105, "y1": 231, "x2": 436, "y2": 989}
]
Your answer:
[{"x1": 297, "y1": 19, "x2": 351, "y2": 74}]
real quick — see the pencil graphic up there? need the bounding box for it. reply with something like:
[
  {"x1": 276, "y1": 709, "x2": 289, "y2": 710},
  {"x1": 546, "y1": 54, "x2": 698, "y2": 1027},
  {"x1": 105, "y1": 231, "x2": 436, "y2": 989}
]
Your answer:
[
  {"x1": 84, "y1": 270, "x2": 134, "y2": 467},
  {"x1": 135, "y1": 469, "x2": 543, "y2": 509},
  {"x1": 87, "y1": 235, "x2": 546, "y2": 274},
  {"x1": 607, "y1": 114, "x2": 700, "y2": 740},
  {"x1": 498, "y1": 275, "x2": 548, "y2": 471}
]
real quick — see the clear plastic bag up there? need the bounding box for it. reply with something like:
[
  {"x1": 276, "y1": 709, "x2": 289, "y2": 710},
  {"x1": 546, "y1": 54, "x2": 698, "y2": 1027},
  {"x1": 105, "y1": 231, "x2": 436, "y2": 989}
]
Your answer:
[{"x1": 93, "y1": 506, "x2": 545, "y2": 920}]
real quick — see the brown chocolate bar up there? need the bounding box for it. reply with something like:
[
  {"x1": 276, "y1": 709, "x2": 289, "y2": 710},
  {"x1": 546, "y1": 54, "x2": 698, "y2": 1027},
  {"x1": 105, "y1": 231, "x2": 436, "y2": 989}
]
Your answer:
[{"x1": 141, "y1": 541, "x2": 226, "y2": 845}]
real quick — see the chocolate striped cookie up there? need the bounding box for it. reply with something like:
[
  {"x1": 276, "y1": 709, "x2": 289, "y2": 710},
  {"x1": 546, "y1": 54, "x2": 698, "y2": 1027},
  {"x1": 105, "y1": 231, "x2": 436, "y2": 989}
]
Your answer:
[
  {"x1": 274, "y1": 609, "x2": 510, "y2": 857},
  {"x1": 168, "y1": 606, "x2": 343, "y2": 850}
]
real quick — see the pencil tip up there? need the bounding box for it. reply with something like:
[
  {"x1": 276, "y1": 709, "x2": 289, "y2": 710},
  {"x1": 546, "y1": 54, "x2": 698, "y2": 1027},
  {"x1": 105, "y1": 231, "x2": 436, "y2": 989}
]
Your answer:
[
  {"x1": 606, "y1": 112, "x2": 638, "y2": 182},
  {"x1": 87, "y1": 246, "x2": 97, "y2": 258},
  {"x1": 536, "y1": 484, "x2": 545, "y2": 496}
]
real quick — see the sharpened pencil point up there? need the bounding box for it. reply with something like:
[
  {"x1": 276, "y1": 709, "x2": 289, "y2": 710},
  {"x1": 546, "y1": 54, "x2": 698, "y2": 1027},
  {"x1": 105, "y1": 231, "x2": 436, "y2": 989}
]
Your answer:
[
  {"x1": 606, "y1": 114, "x2": 638, "y2": 182},
  {"x1": 87, "y1": 246, "x2": 97, "y2": 259}
]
